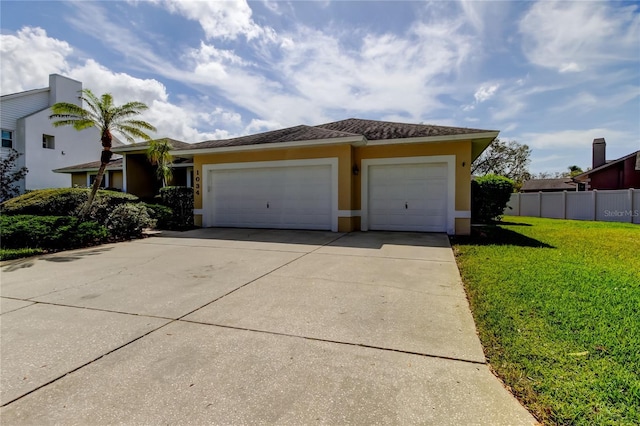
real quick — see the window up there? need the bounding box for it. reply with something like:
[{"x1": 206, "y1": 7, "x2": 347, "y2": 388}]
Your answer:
[
  {"x1": 1, "y1": 130, "x2": 12, "y2": 148},
  {"x1": 89, "y1": 173, "x2": 108, "y2": 188},
  {"x1": 42, "y1": 134, "x2": 55, "y2": 149}
]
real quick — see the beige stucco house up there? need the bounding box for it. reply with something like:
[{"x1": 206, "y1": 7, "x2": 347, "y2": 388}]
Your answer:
[{"x1": 111, "y1": 118, "x2": 498, "y2": 235}]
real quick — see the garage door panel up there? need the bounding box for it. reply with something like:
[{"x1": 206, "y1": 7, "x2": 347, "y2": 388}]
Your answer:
[
  {"x1": 368, "y1": 163, "x2": 448, "y2": 232},
  {"x1": 208, "y1": 165, "x2": 332, "y2": 230}
]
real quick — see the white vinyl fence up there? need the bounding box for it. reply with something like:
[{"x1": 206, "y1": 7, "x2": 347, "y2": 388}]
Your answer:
[{"x1": 504, "y1": 189, "x2": 640, "y2": 224}]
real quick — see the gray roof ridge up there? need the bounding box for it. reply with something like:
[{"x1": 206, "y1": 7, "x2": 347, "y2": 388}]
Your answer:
[
  {"x1": 316, "y1": 117, "x2": 498, "y2": 134},
  {"x1": 179, "y1": 124, "x2": 362, "y2": 150}
]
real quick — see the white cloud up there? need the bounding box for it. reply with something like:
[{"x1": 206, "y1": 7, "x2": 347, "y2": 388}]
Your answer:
[
  {"x1": 0, "y1": 27, "x2": 72, "y2": 93},
  {"x1": 177, "y1": 10, "x2": 477, "y2": 126},
  {"x1": 519, "y1": 128, "x2": 631, "y2": 150},
  {"x1": 69, "y1": 60, "x2": 169, "y2": 105},
  {"x1": 159, "y1": 0, "x2": 276, "y2": 41},
  {"x1": 474, "y1": 83, "x2": 499, "y2": 102},
  {"x1": 511, "y1": 128, "x2": 639, "y2": 174},
  {"x1": 0, "y1": 26, "x2": 243, "y2": 143},
  {"x1": 519, "y1": 1, "x2": 640, "y2": 73},
  {"x1": 245, "y1": 119, "x2": 282, "y2": 134}
]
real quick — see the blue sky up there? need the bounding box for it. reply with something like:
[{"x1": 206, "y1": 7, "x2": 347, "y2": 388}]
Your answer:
[{"x1": 1, "y1": 0, "x2": 639, "y2": 174}]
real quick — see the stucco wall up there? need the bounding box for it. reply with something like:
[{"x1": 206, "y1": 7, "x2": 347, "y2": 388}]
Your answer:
[
  {"x1": 126, "y1": 154, "x2": 157, "y2": 199},
  {"x1": 18, "y1": 110, "x2": 98, "y2": 190},
  {"x1": 194, "y1": 140, "x2": 474, "y2": 234}
]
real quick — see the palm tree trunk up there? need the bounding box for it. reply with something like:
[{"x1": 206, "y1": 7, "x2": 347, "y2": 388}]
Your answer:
[{"x1": 80, "y1": 149, "x2": 111, "y2": 219}]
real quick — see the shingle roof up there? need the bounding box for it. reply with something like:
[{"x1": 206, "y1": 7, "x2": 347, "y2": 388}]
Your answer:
[
  {"x1": 315, "y1": 118, "x2": 496, "y2": 140},
  {"x1": 177, "y1": 125, "x2": 361, "y2": 150},
  {"x1": 574, "y1": 150, "x2": 640, "y2": 180},
  {"x1": 53, "y1": 157, "x2": 123, "y2": 173},
  {"x1": 521, "y1": 178, "x2": 577, "y2": 192}
]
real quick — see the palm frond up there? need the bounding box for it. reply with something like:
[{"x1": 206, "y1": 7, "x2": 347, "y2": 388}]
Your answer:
[
  {"x1": 50, "y1": 102, "x2": 87, "y2": 117},
  {"x1": 113, "y1": 124, "x2": 155, "y2": 142},
  {"x1": 119, "y1": 119, "x2": 157, "y2": 132}
]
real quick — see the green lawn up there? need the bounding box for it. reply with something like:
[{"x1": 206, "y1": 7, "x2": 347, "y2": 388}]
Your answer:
[{"x1": 452, "y1": 217, "x2": 640, "y2": 425}]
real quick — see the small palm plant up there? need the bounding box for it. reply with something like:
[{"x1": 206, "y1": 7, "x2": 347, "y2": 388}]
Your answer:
[
  {"x1": 147, "y1": 138, "x2": 174, "y2": 188},
  {"x1": 50, "y1": 89, "x2": 156, "y2": 216}
]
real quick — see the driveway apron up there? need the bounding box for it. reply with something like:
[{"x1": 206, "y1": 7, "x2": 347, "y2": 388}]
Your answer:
[{"x1": 0, "y1": 229, "x2": 535, "y2": 425}]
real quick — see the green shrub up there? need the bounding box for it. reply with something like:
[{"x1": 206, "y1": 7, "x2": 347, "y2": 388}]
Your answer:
[
  {"x1": 142, "y1": 203, "x2": 174, "y2": 229},
  {"x1": 0, "y1": 248, "x2": 46, "y2": 261},
  {"x1": 1, "y1": 188, "x2": 88, "y2": 216},
  {"x1": 104, "y1": 203, "x2": 155, "y2": 240},
  {"x1": 85, "y1": 191, "x2": 139, "y2": 224},
  {"x1": 0, "y1": 188, "x2": 138, "y2": 219},
  {"x1": 159, "y1": 186, "x2": 193, "y2": 230},
  {"x1": 471, "y1": 175, "x2": 514, "y2": 223},
  {"x1": 0, "y1": 215, "x2": 108, "y2": 250}
]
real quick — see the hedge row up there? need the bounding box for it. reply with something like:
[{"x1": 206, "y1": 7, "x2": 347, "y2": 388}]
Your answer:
[
  {"x1": 1, "y1": 187, "x2": 193, "y2": 231},
  {"x1": 0, "y1": 215, "x2": 108, "y2": 250}
]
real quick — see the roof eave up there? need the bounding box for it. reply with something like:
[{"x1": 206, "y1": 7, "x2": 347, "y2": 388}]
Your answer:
[
  {"x1": 175, "y1": 135, "x2": 366, "y2": 155},
  {"x1": 112, "y1": 145, "x2": 149, "y2": 153},
  {"x1": 366, "y1": 131, "x2": 498, "y2": 162},
  {"x1": 53, "y1": 166, "x2": 122, "y2": 174}
]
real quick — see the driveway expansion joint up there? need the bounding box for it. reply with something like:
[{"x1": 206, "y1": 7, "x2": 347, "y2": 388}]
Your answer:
[
  {"x1": 0, "y1": 319, "x2": 174, "y2": 408},
  {"x1": 179, "y1": 318, "x2": 487, "y2": 366}
]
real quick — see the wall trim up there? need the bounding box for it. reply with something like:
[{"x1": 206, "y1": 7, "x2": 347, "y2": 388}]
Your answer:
[
  {"x1": 360, "y1": 155, "x2": 456, "y2": 235},
  {"x1": 338, "y1": 210, "x2": 361, "y2": 217},
  {"x1": 201, "y1": 158, "x2": 339, "y2": 232}
]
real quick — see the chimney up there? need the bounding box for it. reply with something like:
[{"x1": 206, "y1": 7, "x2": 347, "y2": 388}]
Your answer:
[
  {"x1": 48, "y1": 74, "x2": 83, "y2": 107},
  {"x1": 592, "y1": 138, "x2": 606, "y2": 169}
]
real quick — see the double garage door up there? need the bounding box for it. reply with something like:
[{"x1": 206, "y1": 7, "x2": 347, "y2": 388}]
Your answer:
[
  {"x1": 205, "y1": 161, "x2": 448, "y2": 232},
  {"x1": 208, "y1": 165, "x2": 333, "y2": 230}
]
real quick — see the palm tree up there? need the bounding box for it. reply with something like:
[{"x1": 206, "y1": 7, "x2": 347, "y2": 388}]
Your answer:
[
  {"x1": 50, "y1": 89, "x2": 156, "y2": 217},
  {"x1": 567, "y1": 165, "x2": 584, "y2": 177},
  {"x1": 147, "y1": 138, "x2": 174, "y2": 188}
]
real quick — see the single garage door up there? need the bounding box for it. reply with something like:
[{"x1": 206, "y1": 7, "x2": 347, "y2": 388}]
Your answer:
[
  {"x1": 368, "y1": 163, "x2": 448, "y2": 232},
  {"x1": 208, "y1": 165, "x2": 332, "y2": 230}
]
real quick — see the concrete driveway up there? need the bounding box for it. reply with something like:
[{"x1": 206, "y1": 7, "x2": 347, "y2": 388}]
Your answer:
[{"x1": 1, "y1": 229, "x2": 535, "y2": 425}]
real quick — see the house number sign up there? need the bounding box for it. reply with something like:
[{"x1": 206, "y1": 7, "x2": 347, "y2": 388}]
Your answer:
[{"x1": 195, "y1": 169, "x2": 200, "y2": 196}]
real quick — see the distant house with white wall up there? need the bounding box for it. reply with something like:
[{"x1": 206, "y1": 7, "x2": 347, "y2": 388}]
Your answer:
[{"x1": 1, "y1": 74, "x2": 100, "y2": 193}]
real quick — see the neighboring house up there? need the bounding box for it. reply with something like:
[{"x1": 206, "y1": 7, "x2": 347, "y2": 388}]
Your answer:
[
  {"x1": 0, "y1": 74, "x2": 102, "y2": 193},
  {"x1": 114, "y1": 118, "x2": 498, "y2": 235},
  {"x1": 520, "y1": 178, "x2": 578, "y2": 193},
  {"x1": 53, "y1": 157, "x2": 124, "y2": 190},
  {"x1": 51, "y1": 138, "x2": 193, "y2": 196},
  {"x1": 573, "y1": 138, "x2": 640, "y2": 190}
]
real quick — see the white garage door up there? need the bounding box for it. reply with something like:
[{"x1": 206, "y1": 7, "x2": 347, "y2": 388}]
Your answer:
[
  {"x1": 208, "y1": 165, "x2": 332, "y2": 230},
  {"x1": 368, "y1": 163, "x2": 448, "y2": 232}
]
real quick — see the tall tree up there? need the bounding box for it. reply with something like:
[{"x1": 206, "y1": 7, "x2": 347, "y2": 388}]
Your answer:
[
  {"x1": 50, "y1": 89, "x2": 156, "y2": 216},
  {"x1": 472, "y1": 138, "x2": 532, "y2": 186},
  {"x1": 147, "y1": 138, "x2": 174, "y2": 188}
]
